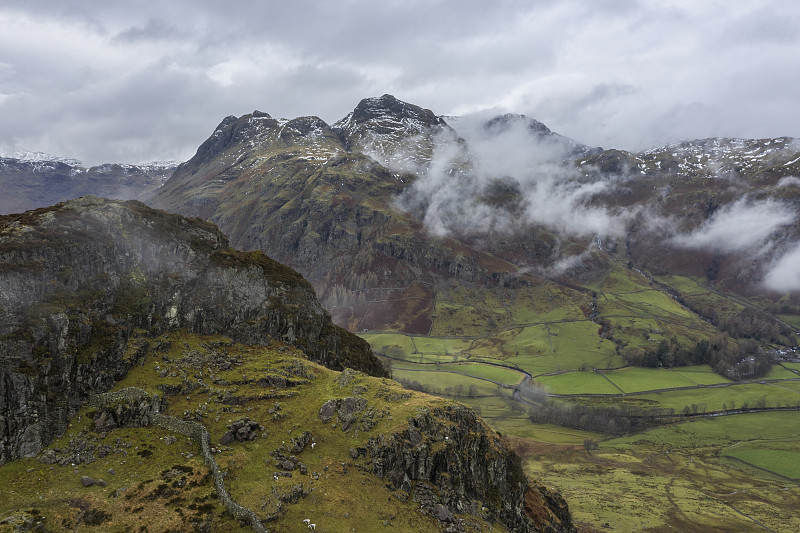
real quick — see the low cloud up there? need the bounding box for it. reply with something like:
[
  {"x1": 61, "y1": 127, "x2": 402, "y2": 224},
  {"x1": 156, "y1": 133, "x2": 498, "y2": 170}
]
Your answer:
[
  {"x1": 669, "y1": 197, "x2": 795, "y2": 252},
  {"x1": 397, "y1": 113, "x2": 636, "y2": 243},
  {"x1": 763, "y1": 242, "x2": 800, "y2": 292},
  {"x1": 776, "y1": 176, "x2": 800, "y2": 188}
]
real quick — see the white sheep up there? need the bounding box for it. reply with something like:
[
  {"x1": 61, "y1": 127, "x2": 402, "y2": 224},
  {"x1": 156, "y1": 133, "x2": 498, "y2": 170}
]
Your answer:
[
  {"x1": 308, "y1": 524, "x2": 316, "y2": 530},
  {"x1": 311, "y1": 442, "x2": 316, "y2": 449},
  {"x1": 303, "y1": 519, "x2": 310, "y2": 524}
]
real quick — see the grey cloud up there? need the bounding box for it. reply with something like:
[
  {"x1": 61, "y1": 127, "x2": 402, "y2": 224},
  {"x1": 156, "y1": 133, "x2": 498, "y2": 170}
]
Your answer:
[
  {"x1": 2, "y1": 1, "x2": 800, "y2": 164},
  {"x1": 112, "y1": 18, "x2": 183, "y2": 43}
]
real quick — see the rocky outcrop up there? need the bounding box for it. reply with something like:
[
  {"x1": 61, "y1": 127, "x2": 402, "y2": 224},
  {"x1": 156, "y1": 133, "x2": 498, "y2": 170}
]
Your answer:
[
  {"x1": 0, "y1": 196, "x2": 384, "y2": 463},
  {"x1": 87, "y1": 387, "x2": 267, "y2": 532},
  {"x1": 356, "y1": 403, "x2": 575, "y2": 533}
]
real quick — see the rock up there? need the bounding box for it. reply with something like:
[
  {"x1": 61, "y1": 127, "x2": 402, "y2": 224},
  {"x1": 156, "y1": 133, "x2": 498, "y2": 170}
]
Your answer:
[
  {"x1": 93, "y1": 411, "x2": 117, "y2": 433},
  {"x1": 38, "y1": 449, "x2": 57, "y2": 465},
  {"x1": 80, "y1": 476, "x2": 95, "y2": 487},
  {"x1": 338, "y1": 397, "x2": 367, "y2": 431},
  {"x1": 336, "y1": 368, "x2": 360, "y2": 388},
  {"x1": 433, "y1": 503, "x2": 454, "y2": 523},
  {"x1": 318, "y1": 397, "x2": 368, "y2": 431},
  {"x1": 318, "y1": 400, "x2": 336, "y2": 423},
  {"x1": 235, "y1": 427, "x2": 250, "y2": 441},
  {"x1": 290, "y1": 431, "x2": 312, "y2": 454},
  {"x1": 0, "y1": 197, "x2": 385, "y2": 464},
  {"x1": 364, "y1": 404, "x2": 576, "y2": 533}
]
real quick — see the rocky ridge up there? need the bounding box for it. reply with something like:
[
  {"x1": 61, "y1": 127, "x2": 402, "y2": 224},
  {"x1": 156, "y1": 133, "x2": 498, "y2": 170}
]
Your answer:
[
  {"x1": 0, "y1": 196, "x2": 383, "y2": 463},
  {"x1": 146, "y1": 93, "x2": 800, "y2": 349},
  {"x1": 0, "y1": 328, "x2": 576, "y2": 533},
  {"x1": 0, "y1": 154, "x2": 177, "y2": 214}
]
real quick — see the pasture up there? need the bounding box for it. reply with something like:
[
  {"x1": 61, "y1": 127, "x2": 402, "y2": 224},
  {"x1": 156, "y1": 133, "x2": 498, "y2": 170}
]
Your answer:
[
  {"x1": 359, "y1": 260, "x2": 800, "y2": 532},
  {"x1": 534, "y1": 371, "x2": 622, "y2": 395}
]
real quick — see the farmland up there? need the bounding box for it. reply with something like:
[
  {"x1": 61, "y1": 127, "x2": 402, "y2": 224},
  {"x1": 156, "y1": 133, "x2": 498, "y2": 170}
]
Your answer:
[{"x1": 361, "y1": 259, "x2": 800, "y2": 531}]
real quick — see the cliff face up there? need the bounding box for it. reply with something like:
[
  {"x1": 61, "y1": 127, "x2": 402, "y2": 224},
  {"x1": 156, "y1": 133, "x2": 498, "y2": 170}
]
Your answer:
[
  {"x1": 0, "y1": 196, "x2": 383, "y2": 463},
  {"x1": 0, "y1": 331, "x2": 575, "y2": 533},
  {"x1": 361, "y1": 403, "x2": 574, "y2": 533}
]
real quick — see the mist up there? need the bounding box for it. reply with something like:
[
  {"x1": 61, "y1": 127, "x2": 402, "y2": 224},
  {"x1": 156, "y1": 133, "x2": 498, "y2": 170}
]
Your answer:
[
  {"x1": 668, "y1": 197, "x2": 796, "y2": 252},
  {"x1": 763, "y1": 242, "x2": 800, "y2": 293},
  {"x1": 397, "y1": 113, "x2": 636, "y2": 243}
]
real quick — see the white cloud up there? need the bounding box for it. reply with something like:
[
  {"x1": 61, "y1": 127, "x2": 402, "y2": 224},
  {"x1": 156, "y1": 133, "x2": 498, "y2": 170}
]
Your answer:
[
  {"x1": 776, "y1": 176, "x2": 800, "y2": 189},
  {"x1": 763, "y1": 242, "x2": 800, "y2": 293},
  {"x1": 669, "y1": 197, "x2": 796, "y2": 252},
  {"x1": 397, "y1": 113, "x2": 637, "y2": 241}
]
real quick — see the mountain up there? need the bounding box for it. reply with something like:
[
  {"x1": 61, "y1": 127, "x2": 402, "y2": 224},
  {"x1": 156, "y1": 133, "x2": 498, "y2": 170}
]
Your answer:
[
  {"x1": 0, "y1": 153, "x2": 178, "y2": 214},
  {"x1": 0, "y1": 197, "x2": 573, "y2": 532},
  {"x1": 0, "y1": 196, "x2": 384, "y2": 462},
  {"x1": 148, "y1": 95, "x2": 800, "y2": 352}
]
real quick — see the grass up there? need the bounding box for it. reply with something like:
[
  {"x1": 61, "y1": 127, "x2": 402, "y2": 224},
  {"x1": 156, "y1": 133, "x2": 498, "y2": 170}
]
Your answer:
[
  {"x1": 392, "y1": 360, "x2": 525, "y2": 386},
  {"x1": 0, "y1": 422, "x2": 245, "y2": 532},
  {"x1": 608, "y1": 411, "x2": 800, "y2": 449},
  {"x1": 723, "y1": 441, "x2": 800, "y2": 480},
  {"x1": 763, "y1": 364, "x2": 800, "y2": 379},
  {"x1": 668, "y1": 365, "x2": 732, "y2": 385},
  {"x1": 0, "y1": 331, "x2": 511, "y2": 533},
  {"x1": 534, "y1": 371, "x2": 623, "y2": 395},
  {"x1": 637, "y1": 382, "x2": 800, "y2": 412},
  {"x1": 359, "y1": 332, "x2": 416, "y2": 356},
  {"x1": 391, "y1": 366, "x2": 503, "y2": 398},
  {"x1": 524, "y1": 412, "x2": 800, "y2": 532},
  {"x1": 602, "y1": 367, "x2": 698, "y2": 393},
  {"x1": 361, "y1": 262, "x2": 800, "y2": 532},
  {"x1": 413, "y1": 336, "x2": 473, "y2": 355}
]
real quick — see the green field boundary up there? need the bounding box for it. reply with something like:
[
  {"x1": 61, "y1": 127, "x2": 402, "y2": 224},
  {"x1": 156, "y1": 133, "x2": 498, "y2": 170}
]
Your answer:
[
  {"x1": 721, "y1": 449, "x2": 800, "y2": 483},
  {"x1": 394, "y1": 366, "x2": 518, "y2": 390},
  {"x1": 548, "y1": 378, "x2": 800, "y2": 398},
  {"x1": 594, "y1": 369, "x2": 626, "y2": 394}
]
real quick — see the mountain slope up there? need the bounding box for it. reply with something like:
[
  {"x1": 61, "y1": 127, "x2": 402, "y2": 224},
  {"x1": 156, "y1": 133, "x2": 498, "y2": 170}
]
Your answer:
[
  {"x1": 0, "y1": 198, "x2": 574, "y2": 533},
  {"x1": 147, "y1": 95, "x2": 800, "y2": 353},
  {"x1": 0, "y1": 153, "x2": 177, "y2": 215},
  {"x1": 0, "y1": 196, "x2": 384, "y2": 464},
  {"x1": 150, "y1": 99, "x2": 534, "y2": 335}
]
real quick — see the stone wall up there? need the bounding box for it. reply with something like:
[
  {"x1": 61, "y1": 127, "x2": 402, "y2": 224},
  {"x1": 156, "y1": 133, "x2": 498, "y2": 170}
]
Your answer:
[{"x1": 93, "y1": 388, "x2": 267, "y2": 533}]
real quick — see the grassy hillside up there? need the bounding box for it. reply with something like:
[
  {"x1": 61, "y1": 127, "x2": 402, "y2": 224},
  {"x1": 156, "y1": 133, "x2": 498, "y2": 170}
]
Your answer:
[{"x1": 1, "y1": 331, "x2": 577, "y2": 532}]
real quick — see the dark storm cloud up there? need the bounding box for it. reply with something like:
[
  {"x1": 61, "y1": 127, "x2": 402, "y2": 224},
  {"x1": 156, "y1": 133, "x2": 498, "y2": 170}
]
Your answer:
[{"x1": 1, "y1": 1, "x2": 799, "y2": 165}]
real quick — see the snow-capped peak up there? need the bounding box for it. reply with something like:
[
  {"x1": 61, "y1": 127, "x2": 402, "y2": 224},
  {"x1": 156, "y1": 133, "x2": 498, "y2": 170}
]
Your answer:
[{"x1": 12, "y1": 151, "x2": 82, "y2": 166}]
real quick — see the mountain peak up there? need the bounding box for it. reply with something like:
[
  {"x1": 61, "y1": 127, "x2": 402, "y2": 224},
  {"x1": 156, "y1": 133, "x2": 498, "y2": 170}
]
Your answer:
[
  {"x1": 351, "y1": 94, "x2": 438, "y2": 124},
  {"x1": 334, "y1": 95, "x2": 445, "y2": 137},
  {"x1": 484, "y1": 113, "x2": 553, "y2": 137}
]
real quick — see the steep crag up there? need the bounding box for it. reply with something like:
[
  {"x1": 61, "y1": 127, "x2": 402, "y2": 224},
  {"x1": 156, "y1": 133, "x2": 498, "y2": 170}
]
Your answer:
[{"x1": 0, "y1": 196, "x2": 383, "y2": 463}]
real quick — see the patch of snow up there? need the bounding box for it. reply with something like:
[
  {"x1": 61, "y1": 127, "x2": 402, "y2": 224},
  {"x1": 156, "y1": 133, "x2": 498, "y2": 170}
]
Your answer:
[{"x1": 12, "y1": 151, "x2": 82, "y2": 166}]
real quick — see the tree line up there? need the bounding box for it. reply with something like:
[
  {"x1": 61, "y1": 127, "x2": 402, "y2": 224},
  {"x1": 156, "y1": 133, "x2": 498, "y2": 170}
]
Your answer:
[
  {"x1": 621, "y1": 335, "x2": 773, "y2": 380},
  {"x1": 528, "y1": 401, "x2": 676, "y2": 435}
]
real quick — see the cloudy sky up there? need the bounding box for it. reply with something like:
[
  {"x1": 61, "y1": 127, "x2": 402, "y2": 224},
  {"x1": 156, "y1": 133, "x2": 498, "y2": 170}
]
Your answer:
[{"x1": 1, "y1": 0, "x2": 799, "y2": 166}]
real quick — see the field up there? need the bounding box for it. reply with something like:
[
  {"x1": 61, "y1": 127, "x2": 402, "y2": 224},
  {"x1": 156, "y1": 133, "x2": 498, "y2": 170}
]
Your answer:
[
  {"x1": 535, "y1": 371, "x2": 622, "y2": 395},
  {"x1": 360, "y1": 259, "x2": 800, "y2": 532},
  {"x1": 724, "y1": 442, "x2": 800, "y2": 480}
]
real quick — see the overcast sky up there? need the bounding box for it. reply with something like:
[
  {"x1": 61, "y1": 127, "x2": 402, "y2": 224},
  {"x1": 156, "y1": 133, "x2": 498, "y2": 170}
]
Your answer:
[{"x1": 1, "y1": 0, "x2": 799, "y2": 166}]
